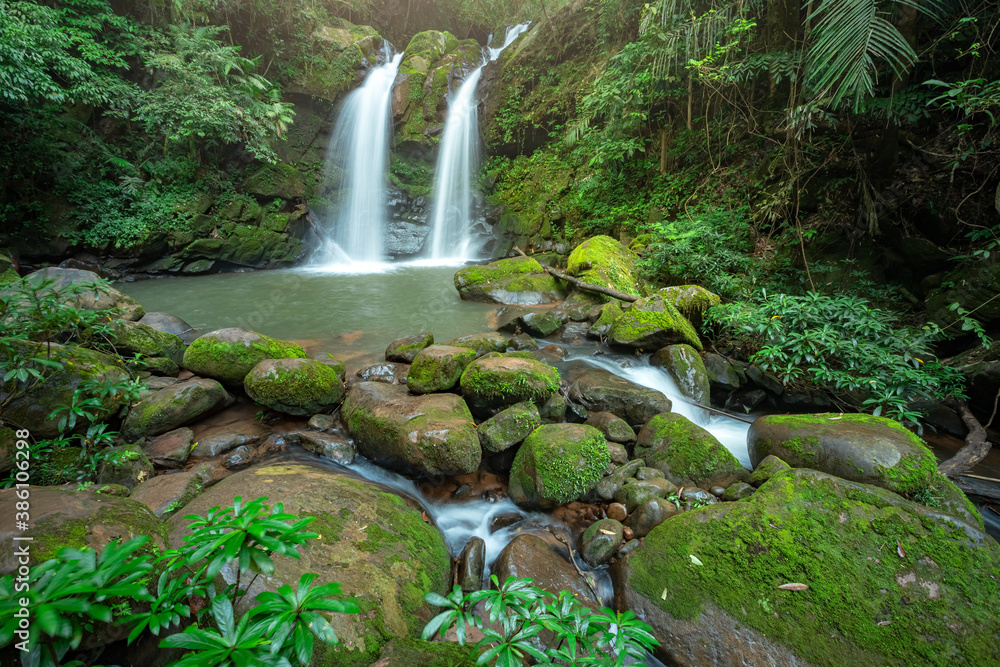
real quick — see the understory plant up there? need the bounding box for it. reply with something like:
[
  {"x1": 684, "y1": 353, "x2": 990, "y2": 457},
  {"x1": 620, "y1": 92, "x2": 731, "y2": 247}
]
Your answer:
[
  {"x1": 0, "y1": 496, "x2": 358, "y2": 667},
  {"x1": 423, "y1": 575, "x2": 658, "y2": 666},
  {"x1": 705, "y1": 292, "x2": 969, "y2": 424}
]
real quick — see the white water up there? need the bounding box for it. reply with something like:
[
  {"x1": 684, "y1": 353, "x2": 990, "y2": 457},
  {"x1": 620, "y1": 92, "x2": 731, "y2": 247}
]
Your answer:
[
  {"x1": 426, "y1": 23, "x2": 531, "y2": 260},
  {"x1": 315, "y1": 51, "x2": 403, "y2": 268}
]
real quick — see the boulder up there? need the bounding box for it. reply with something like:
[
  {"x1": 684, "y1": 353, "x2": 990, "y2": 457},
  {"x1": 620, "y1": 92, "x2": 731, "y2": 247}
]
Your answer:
[
  {"x1": 99, "y1": 320, "x2": 186, "y2": 365},
  {"x1": 588, "y1": 301, "x2": 623, "y2": 339},
  {"x1": 492, "y1": 534, "x2": 597, "y2": 606},
  {"x1": 478, "y1": 402, "x2": 541, "y2": 453},
  {"x1": 518, "y1": 311, "x2": 564, "y2": 337},
  {"x1": 342, "y1": 382, "x2": 480, "y2": 476},
  {"x1": 21, "y1": 267, "x2": 144, "y2": 320},
  {"x1": 182, "y1": 328, "x2": 307, "y2": 384},
  {"x1": 0, "y1": 487, "x2": 166, "y2": 574},
  {"x1": 624, "y1": 497, "x2": 680, "y2": 538},
  {"x1": 579, "y1": 519, "x2": 624, "y2": 567},
  {"x1": 609, "y1": 293, "x2": 702, "y2": 351},
  {"x1": 139, "y1": 311, "x2": 200, "y2": 344},
  {"x1": 458, "y1": 537, "x2": 486, "y2": 592},
  {"x1": 566, "y1": 236, "x2": 642, "y2": 298},
  {"x1": 508, "y1": 424, "x2": 610, "y2": 508},
  {"x1": 446, "y1": 332, "x2": 510, "y2": 357},
  {"x1": 612, "y1": 468, "x2": 1000, "y2": 667},
  {"x1": 189, "y1": 422, "x2": 264, "y2": 458},
  {"x1": 385, "y1": 332, "x2": 434, "y2": 363},
  {"x1": 747, "y1": 414, "x2": 938, "y2": 495},
  {"x1": 657, "y1": 285, "x2": 721, "y2": 324},
  {"x1": 749, "y1": 454, "x2": 790, "y2": 486},
  {"x1": 567, "y1": 369, "x2": 672, "y2": 426},
  {"x1": 1, "y1": 341, "x2": 129, "y2": 438},
  {"x1": 355, "y1": 362, "x2": 409, "y2": 384},
  {"x1": 635, "y1": 413, "x2": 748, "y2": 488},
  {"x1": 584, "y1": 411, "x2": 636, "y2": 443},
  {"x1": 129, "y1": 464, "x2": 215, "y2": 518},
  {"x1": 96, "y1": 443, "x2": 154, "y2": 490},
  {"x1": 168, "y1": 463, "x2": 452, "y2": 666},
  {"x1": 244, "y1": 358, "x2": 344, "y2": 416},
  {"x1": 121, "y1": 378, "x2": 230, "y2": 441},
  {"x1": 454, "y1": 256, "x2": 567, "y2": 305},
  {"x1": 406, "y1": 345, "x2": 477, "y2": 394},
  {"x1": 702, "y1": 353, "x2": 742, "y2": 391},
  {"x1": 459, "y1": 356, "x2": 560, "y2": 415},
  {"x1": 297, "y1": 431, "x2": 356, "y2": 466},
  {"x1": 650, "y1": 344, "x2": 711, "y2": 405}
]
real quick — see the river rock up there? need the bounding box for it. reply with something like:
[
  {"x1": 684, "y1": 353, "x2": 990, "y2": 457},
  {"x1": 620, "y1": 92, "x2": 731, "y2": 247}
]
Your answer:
[
  {"x1": 567, "y1": 369, "x2": 672, "y2": 427},
  {"x1": 702, "y1": 353, "x2": 742, "y2": 391},
  {"x1": 129, "y1": 463, "x2": 215, "y2": 518},
  {"x1": 519, "y1": 311, "x2": 563, "y2": 337},
  {"x1": 355, "y1": 362, "x2": 409, "y2": 384},
  {"x1": 308, "y1": 414, "x2": 337, "y2": 431},
  {"x1": 588, "y1": 300, "x2": 624, "y2": 339},
  {"x1": 607, "y1": 442, "x2": 629, "y2": 464},
  {"x1": 585, "y1": 411, "x2": 636, "y2": 443},
  {"x1": 608, "y1": 502, "x2": 628, "y2": 521},
  {"x1": 1, "y1": 341, "x2": 129, "y2": 437},
  {"x1": 615, "y1": 478, "x2": 675, "y2": 513},
  {"x1": 609, "y1": 293, "x2": 702, "y2": 351},
  {"x1": 491, "y1": 534, "x2": 596, "y2": 606},
  {"x1": 446, "y1": 332, "x2": 510, "y2": 357},
  {"x1": 650, "y1": 344, "x2": 710, "y2": 405},
  {"x1": 101, "y1": 319, "x2": 186, "y2": 365},
  {"x1": 222, "y1": 445, "x2": 255, "y2": 468},
  {"x1": 624, "y1": 497, "x2": 680, "y2": 538},
  {"x1": 580, "y1": 518, "x2": 624, "y2": 567},
  {"x1": 122, "y1": 378, "x2": 231, "y2": 440},
  {"x1": 722, "y1": 481, "x2": 754, "y2": 500},
  {"x1": 21, "y1": 267, "x2": 144, "y2": 320},
  {"x1": 747, "y1": 413, "x2": 938, "y2": 495},
  {"x1": 407, "y1": 344, "x2": 477, "y2": 394},
  {"x1": 657, "y1": 285, "x2": 721, "y2": 323},
  {"x1": 182, "y1": 327, "x2": 307, "y2": 384},
  {"x1": 342, "y1": 382, "x2": 480, "y2": 476},
  {"x1": 540, "y1": 394, "x2": 568, "y2": 421},
  {"x1": 612, "y1": 468, "x2": 1000, "y2": 667},
  {"x1": 244, "y1": 358, "x2": 344, "y2": 416},
  {"x1": 385, "y1": 332, "x2": 434, "y2": 363},
  {"x1": 459, "y1": 356, "x2": 560, "y2": 415},
  {"x1": 0, "y1": 487, "x2": 166, "y2": 574},
  {"x1": 168, "y1": 463, "x2": 452, "y2": 666},
  {"x1": 508, "y1": 424, "x2": 610, "y2": 508},
  {"x1": 749, "y1": 454, "x2": 791, "y2": 485},
  {"x1": 566, "y1": 235, "x2": 642, "y2": 298},
  {"x1": 454, "y1": 256, "x2": 567, "y2": 305},
  {"x1": 190, "y1": 422, "x2": 264, "y2": 458},
  {"x1": 458, "y1": 536, "x2": 486, "y2": 592},
  {"x1": 96, "y1": 443, "x2": 154, "y2": 490},
  {"x1": 636, "y1": 467, "x2": 665, "y2": 481},
  {"x1": 139, "y1": 311, "x2": 200, "y2": 344},
  {"x1": 592, "y1": 459, "x2": 644, "y2": 502},
  {"x1": 297, "y1": 431, "x2": 356, "y2": 466},
  {"x1": 635, "y1": 413, "x2": 748, "y2": 488},
  {"x1": 478, "y1": 401, "x2": 541, "y2": 453}
]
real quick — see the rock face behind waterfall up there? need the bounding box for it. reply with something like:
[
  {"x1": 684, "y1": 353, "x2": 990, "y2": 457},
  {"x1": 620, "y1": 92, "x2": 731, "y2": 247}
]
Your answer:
[{"x1": 612, "y1": 468, "x2": 1000, "y2": 667}]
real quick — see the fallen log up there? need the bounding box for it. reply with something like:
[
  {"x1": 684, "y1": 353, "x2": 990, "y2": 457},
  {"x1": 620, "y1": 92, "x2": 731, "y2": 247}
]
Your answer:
[
  {"x1": 513, "y1": 247, "x2": 639, "y2": 303},
  {"x1": 938, "y1": 400, "x2": 993, "y2": 478}
]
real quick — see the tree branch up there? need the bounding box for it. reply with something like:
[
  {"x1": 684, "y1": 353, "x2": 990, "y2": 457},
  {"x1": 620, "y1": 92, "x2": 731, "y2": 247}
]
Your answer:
[
  {"x1": 938, "y1": 400, "x2": 993, "y2": 478},
  {"x1": 513, "y1": 247, "x2": 639, "y2": 302}
]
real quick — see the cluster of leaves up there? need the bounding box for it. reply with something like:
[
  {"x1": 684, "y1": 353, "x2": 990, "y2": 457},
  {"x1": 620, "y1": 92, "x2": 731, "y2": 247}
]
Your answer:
[
  {"x1": 423, "y1": 575, "x2": 658, "y2": 667},
  {"x1": 704, "y1": 292, "x2": 968, "y2": 424},
  {"x1": 0, "y1": 496, "x2": 358, "y2": 667}
]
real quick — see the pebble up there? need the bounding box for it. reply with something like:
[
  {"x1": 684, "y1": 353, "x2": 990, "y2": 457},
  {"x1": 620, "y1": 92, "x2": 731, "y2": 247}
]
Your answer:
[
  {"x1": 607, "y1": 502, "x2": 627, "y2": 521},
  {"x1": 623, "y1": 526, "x2": 635, "y2": 540}
]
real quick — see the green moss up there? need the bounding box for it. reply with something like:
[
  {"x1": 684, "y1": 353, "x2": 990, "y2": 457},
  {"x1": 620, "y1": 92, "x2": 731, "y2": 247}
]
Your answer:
[
  {"x1": 566, "y1": 235, "x2": 642, "y2": 298},
  {"x1": 627, "y1": 469, "x2": 1000, "y2": 667},
  {"x1": 635, "y1": 413, "x2": 746, "y2": 487},
  {"x1": 658, "y1": 285, "x2": 722, "y2": 319},
  {"x1": 478, "y1": 401, "x2": 542, "y2": 453},
  {"x1": 406, "y1": 345, "x2": 477, "y2": 394},
  {"x1": 609, "y1": 294, "x2": 702, "y2": 350},
  {"x1": 244, "y1": 358, "x2": 344, "y2": 416},
  {"x1": 459, "y1": 357, "x2": 561, "y2": 410},
  {"x1": 241, "y1": 162, "x2": 308, "y2": 200},
  {"x1": 182, "y1": 329, "x2": 307, "y2": 384},
  {"x1": 509, "y1": 424, "x2": 610, "y2": 507},
  {"x1": 455, "y1": 256, "x2": 545, "y2": 287}
]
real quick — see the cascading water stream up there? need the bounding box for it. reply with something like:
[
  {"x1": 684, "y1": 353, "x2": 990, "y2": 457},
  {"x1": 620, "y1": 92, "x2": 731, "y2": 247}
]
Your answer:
[
  {"x1": 426, "y1": 24, "x2": 531, "y2": 260},
  {"x1": 315, "y1": 49, "x2": 403, "y2": 269}
]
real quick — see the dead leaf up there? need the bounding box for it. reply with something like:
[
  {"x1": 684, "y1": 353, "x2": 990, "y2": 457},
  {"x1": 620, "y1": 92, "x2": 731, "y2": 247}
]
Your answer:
[
  {"x1": 877, "y1": 621, "x2": 892, "y2": 626},
  {"x1": 689, "y1": 555, "x2": 704, "y2": 566},
  {"x1": 599, "y1": 529, "x2": 616, "y2": 535},
  {"x1": 777, "y1": 583, "x2": 809, "y2": 591},
  {"x1": 897, "y1": 540, "x2": 906, "y2": 558},
  {"x1": 421, "y1": 511, "x2": 429, "y2": 523},
  {"x1": 661, "y1": 588, "x2": 668, "y2": 600}
]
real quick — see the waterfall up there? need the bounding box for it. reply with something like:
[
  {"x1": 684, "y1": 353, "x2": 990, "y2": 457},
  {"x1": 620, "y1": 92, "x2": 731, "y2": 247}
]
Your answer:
[
  {"x1": 315, "y1": 50, "x2": 403, "y2": 268},
  {"x1": 426, "y1": 23, "x2": 531, "y2": 261}
]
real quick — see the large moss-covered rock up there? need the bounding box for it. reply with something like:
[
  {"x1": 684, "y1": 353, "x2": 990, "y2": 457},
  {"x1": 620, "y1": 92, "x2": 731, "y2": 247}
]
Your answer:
[
  {"x1": 609, "y1": 294, "x2": 702, "y2": 351},
  {"x1": 130, "y1": 463, "x2": 214, "y2": 518},
  {"x1": 406, "y1": 344, "x2": 477, "y2": 394},
  {"x1": 386, "y1": 332, "x2": 434, "y2": 363},
  {"x1": 99, "y1": 319, "x2": 186, "y2": 365},
  {"x1": 121, "y1": 378, "x2": 230, "y2": 440},
  {"x1": 650, "y1": 344, "x2": 711, "y2": 405},
  {"x1": 459, "y1": 356, "x2": 560, "y2": 414},
  {"x1": 657, "y1": 285, "x2": 721, "y2": 323},
  {"x1": 168, "y1": 464, "x2": 451, "y2": 667},
  {"x1": 1, "y1": 340, "x2": 129, "y2": 437},
  {"x1": 612, "y1": 468, "x2": 1000, "y2": 667},
  {"x1": 509, "y1": 424, "x2": 610, "y2": 508},
  {"x1": 635, "y1": 413, "x2": 748, "y2": 488},
  {"x1": 342, "y1": 382, "x2": 480, "y2": 476},
  {"x1": 96, "y1": 443, "x2": 154, "y2": 490},
  {"x1": 182, "y1": 328, "x2": 307, "y2": 384},
  {"x1": 20, "y1": 267, "x2": 144, "y2": 320},
  {"x1": 478, "y1": 401, "x2": 541, "y2": 453},
  {"x1": 445, "y1": 332, "x2": 510, "y2": 357},
  {"x1": 747, "y1": 414, "x2": 938, "y2": 496},
  {"x1": 286, "y1": 20, "x2": 381, "y2": 101},
  {"x1": 0, "y1": 487, "x2": 166, "y2": 574},
  {"x1": 567, "y1": 369, "x2": 672, "y2": 427},
  {"x1": 566, "y1": 236, "x2": 642, "y2": 298},
  {"x1": 244, "y1": 358, "x2": 344, "y2": 416},
  {"x1": 454, "y1": 256, "x2": 567, "y2": 305},
  {"x1": 241, "y1": 162, "x2": 309, "y2": 200}
]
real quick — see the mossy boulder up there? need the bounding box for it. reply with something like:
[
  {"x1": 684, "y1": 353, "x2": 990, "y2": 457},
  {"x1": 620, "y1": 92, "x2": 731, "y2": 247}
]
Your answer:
[
  {"x1": 584, "y1": 411, "x2": 636, "y2": 443},
  {"x1": 386, "y1": 332, "x2": 434, "y2": 363},
  {"x1": 168, "y1": 463, "x2": 451, "y2": 667},
  {"x1": 650, "y1": 344, "x2": 711, "y2": 405},
  {"x1": 454, "y1": 256, "x2": 568, "y2": 305},
  {"x1": 96, "y1": 443, "x2": 154, "y2": 490},
  {"x1": 129, "y1": 463, "x2": 215, "y2": 518},
  {"x1": 288, "y1": 21, "x2": 381, "y2": 101},
  {"x1": 567, "y1": 369, "x2": 672, "y2": 427},
  {"x1": 371, "y1": 638, "x2": 478, "y2": 667},
  {"x1": 566, "y1": 236, "x2": 642, "y2": 298},
  {"x1": 635, "y1": 413, "x2": 749, "y2": 488},
  {"x1": 748, "y1": 454, "x2": 791, "y2": 486},
  {"x1": 612, "y1": 468, "x2": 1000, "y2": 667},
  {"x1": 20, "y1": 267, "x2": 144, "y2": 320},
  {"x1": 182, "y1": 328, "x2": 307, "y2": 384},
  {"x1": 1, "y1": 340, "x2": 129, "y2": 438},
  {"x1": 459, "y1": 356, "x2": 561, "y2": 415},
  {"x1": 406, "y1": 345, "x2": 477, "y2": 394},
  {"x1": 508, "y1": 424, "x2": 610, "y2": 508},
  {"x1": 587, "y1": 300, "x2": 624, "y2": 339},
  {"x1": 478, "y1": 401, "x2": 541, "y2": 453},
  {"x1": 0, "y1": 253, "x2": 18, "y2": 286},
  {"x1": 0, "y1": 487, "x2": 166, "y2": 574},
  {"x1": 747, "y1": 413, "x2": 939, "y2": 496},
  {"x1": 579, "y1": 518, "x2": 624, "y2": 567},
  {"x1": 657, "y1": 285, "x2": 721, "y2": 323},
  {"x1": 445, "y1": 332, "x2": 510, "y2": 357},
  {"x1": 609, "y1": 294, "x2": 702, "y2": 351},
  {"x1": 342, "y1": 382, "x2": 480, "y2": 476},
  {"x1": 241, "y1": 162, "x2": 308, "y2": 200},
  {"x1": 99, "y1": 319, "x2": 186, "y2": 365},
  {"x1": 121, "y1": 378, "x2": 231, "y2": 441},
  {"x1": 244, "y1": 358, "x2": 344, "y2": 416}
]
